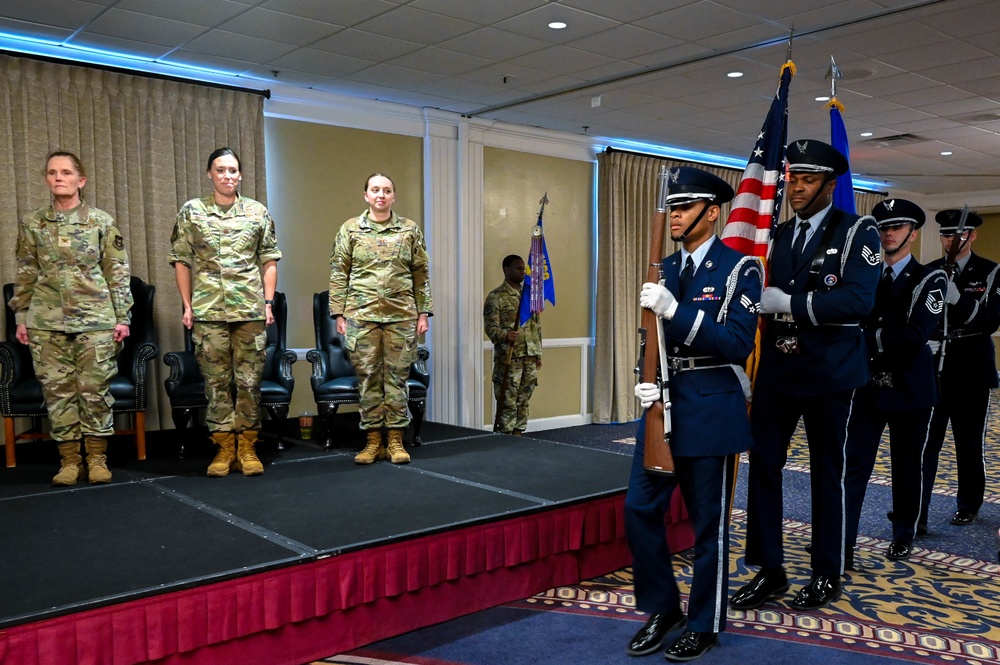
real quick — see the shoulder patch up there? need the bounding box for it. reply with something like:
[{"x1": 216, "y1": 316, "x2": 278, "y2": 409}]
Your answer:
[
  {"x1": 926, "y1": 288, "x2": 944, "y2": 315},
  {"x1": 861, "y1": 245, "x2": 881, "y2": 266},
  {"x1": 113, "y1": 233, "x2": 125, "y2": 251}
]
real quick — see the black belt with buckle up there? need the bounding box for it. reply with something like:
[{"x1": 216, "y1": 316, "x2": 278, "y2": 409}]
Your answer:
[{"x1": 667, "y1": 356, "x2": 730, "y2": 372}]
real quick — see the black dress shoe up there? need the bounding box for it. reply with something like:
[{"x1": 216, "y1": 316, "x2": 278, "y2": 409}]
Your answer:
[
  {"x1": 627, "y1": 610, "x2": 686, "y2": 657},
  {"x1": 886, "y1": 540, "x2": 912, "y2": 560},
  {"x1": 664, "y1": 631, "x2": 719, "y2": 662},
  {"x1": 887, "y1": 511, "x2": 928, "y2": 535},
  {"x1": 950, "y1": 510, "x2": 978, "y2": 526},
  {"x1": 790, "y1": 575, "x2": 841, "y2": 610},
  {"x1": 730, "y1": 567, "x2": 789, "y2": 610}
]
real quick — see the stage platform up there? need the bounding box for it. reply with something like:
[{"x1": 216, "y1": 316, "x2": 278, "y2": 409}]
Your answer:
[{"x1": 0, "y1": 420, "x2": 644, "y2": 665}]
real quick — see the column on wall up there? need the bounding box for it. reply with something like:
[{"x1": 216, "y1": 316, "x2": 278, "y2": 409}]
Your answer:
[{"x1": 422, "y1": 110, "x2": 485, "y2": 428}]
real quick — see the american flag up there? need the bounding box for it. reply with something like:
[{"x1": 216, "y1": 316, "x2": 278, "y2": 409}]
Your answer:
[{"x1": 721, "y1": 61, "x2": 795, "y2": 257}]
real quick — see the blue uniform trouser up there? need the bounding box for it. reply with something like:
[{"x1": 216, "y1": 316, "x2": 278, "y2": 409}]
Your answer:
[
  {"x1": 844, "y1": 390, "x2": 933, "y2": 547},
  {"x1": 921, "y1": 385, "x2": 991, "y2": 518},
  {"x1": 745, "y1": 387, "x2": 853, "y2": 577},
  {"x1": 625, "y1": 445, "x2": 737, "y2": 634}
]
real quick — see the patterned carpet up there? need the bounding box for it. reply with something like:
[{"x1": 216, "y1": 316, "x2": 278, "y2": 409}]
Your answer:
[{"x1": 314, "y1": 396, "x2": 1000, "y2": 665}]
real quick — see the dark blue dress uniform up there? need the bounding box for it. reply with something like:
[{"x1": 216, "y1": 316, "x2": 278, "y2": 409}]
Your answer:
[
  {"x1": 844, "y1": 199, "x2": 946, "y2": 558},
  {"x1": 744, "y1": 141, "x2": 881, "y2": 582},
  {"x1": 627, "y1": 169, "x2": 763, "y2": 639},
  {"x1": 921, "y1": 210, "x2": 1000, "y2": 525}
]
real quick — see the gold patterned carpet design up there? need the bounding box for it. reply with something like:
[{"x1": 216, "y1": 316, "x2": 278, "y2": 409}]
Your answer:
[{"x1": 540, "y1": 402, "x2": 1000, "y2": 664}]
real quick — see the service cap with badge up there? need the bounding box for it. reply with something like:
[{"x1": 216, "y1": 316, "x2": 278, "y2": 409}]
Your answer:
[
  {"x1": 935, "y1": 208, "x2": 983, "y2": 236},
  {"x1": 785, "y1": 139, "x2": 849, "y2": 176},
  {"x1": 871, "y1": 198, "x2": 925, "y2": 230},
  {"x1": 664, "y1": 166, "x2": 735, "y2": 207}
]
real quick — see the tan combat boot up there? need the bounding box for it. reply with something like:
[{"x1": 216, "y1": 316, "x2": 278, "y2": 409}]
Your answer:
[
  {"x1": 355, "y1": 429, "x2": 386, "y2": 465},
  {"x1": 52, "y1": 440, "x2": 85, "y2": 486},
  {"x1": 386, "y1": 428, "x2": 410, "y2": 464},
  {"x1": 512, "y1": 429, "x2": 523, "y2": 436},
  {"x1": 235, "y1": 430, "x2": 264, "y2": 476},
  {"x1": 207, "y1": 431, "x2": 237, "y2": 477},
  {"x1": 84, "y1": 435, "x2": 112, "y2": 484}
]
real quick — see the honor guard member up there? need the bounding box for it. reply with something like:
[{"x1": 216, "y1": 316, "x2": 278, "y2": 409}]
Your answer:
[
  {"x1": 920, "y1": 210, "x2": 1000, "y2": 526},
  {"x1": 732, "y1": 140, "x2": 880, "y2": 611},
  {"x1": 628, "y1": 167, "x2": 762, "y2": 661},
  {"x1": 843, "y1": 199, "x2": 946, "y2": 562},
  {"x1": 484, "y1": 255, "x2": 542, "y2": 435}
]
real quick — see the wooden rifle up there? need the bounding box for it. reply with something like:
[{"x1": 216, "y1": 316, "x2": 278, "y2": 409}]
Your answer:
[
  {"x1": 635, "y1": 166, "x2": 675, "y2": 476},
  {"x1": 937, "y1": 204, "x2": 969, "y2": 381}
]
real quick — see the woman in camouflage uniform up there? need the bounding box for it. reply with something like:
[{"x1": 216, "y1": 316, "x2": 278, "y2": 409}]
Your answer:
[
  {"x1": 9, "y1": 151, "x2": 133, "y2": 486},
  {"x1": 170, "y1": 148, "x2": 281, "y2": 478},
  {"x1": 330, "y1": 173, "x2": 433, "y2": 465}
]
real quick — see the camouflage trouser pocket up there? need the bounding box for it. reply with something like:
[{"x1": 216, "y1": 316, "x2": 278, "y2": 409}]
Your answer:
[
  {"x1": 344, "y1": 325, "x2": 357, "y2": 354},
  {"x1": 254, "y1": 330, "x2": 267, "y2": 351},
  {"x1": 94, "y1": 340, "x2": 117, "y2": 364}
]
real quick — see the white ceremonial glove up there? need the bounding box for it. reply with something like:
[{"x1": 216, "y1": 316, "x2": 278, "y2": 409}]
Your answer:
[
  {"x1": 927, "y1": 340, "x2": 941, "y2": 355},
  {"x1": 760, "y1": 287, "x2": 792, "y2": 314},
  {"x1": 640, "y1": 282, "x2": 679, "y2": 320},
  {"x1": 634, "y1": 382, "x2": 660, "y2": 409},
  {"x1": 946, "y1": 281, "x2": 961, "y2": 305}
]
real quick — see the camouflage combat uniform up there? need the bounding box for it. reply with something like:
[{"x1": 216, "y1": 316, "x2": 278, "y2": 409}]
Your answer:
[
  {"x1": 484, "y1": 281, "x2": 542, "y2": 433},
  {"x1": 329, "y1": 210, "x2": 433, "y2": 431},
  {"x1": 8, "y1": 203, "x2": 133, "y2": 442},
  {"x1": 169, "y1": 195, "x2": 281, "y2": 433}
]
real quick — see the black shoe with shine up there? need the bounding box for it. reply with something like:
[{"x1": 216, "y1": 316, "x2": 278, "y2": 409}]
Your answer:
[
  {"x1": 887, "y1": 510, "x2": 928, "y2": 535},
  {"x1": 886, "y1": 540, "x2": 912, "y2": 560},
  {"x1": 730, "y1": 567, "x2": 789, "y2": 610},
  {"x1": 790, "y1": 575, "x2": 841, "y2": 610},
  {"x1": 950, "y1": 510, "x2": 978, "y2": 526},
  {"x1": 627, "y1": 610, "x2": 686, "y2": 657},
  {"x1": 663, "y1": 631, "x2": 719, "y2": 662}
]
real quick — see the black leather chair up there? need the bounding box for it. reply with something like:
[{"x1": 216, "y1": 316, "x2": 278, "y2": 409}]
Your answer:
[
  {"x1": 306, "y1": 291, "x2": 429, "y2": 450},
  {"x1": 0, "y1": 277, "x2": 159, "y2": 467},
  {"x1": 162, "y1": 291, "x2": 296, "y2": 457}
]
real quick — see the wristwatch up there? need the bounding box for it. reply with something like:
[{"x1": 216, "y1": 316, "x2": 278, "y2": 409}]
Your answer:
[{"x1": 264, "y1": 299, "x2": 274, "y2": 305}]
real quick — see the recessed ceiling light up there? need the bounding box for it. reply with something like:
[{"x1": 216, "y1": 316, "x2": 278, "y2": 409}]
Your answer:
[
  {"x1": 727, "y1": 71, "x2": 743, "y2": 78},
  {"x1": 860, "y1": 132, "x2": 873, "y2": 137},
  {"x1": 548, "y1": 21, "x2": 567, "y2": 29},
  {"x1": 815, "y1": 96, "x2": 830, "y2": 102},
  {"x1": 941, "y1": 151, "x2": 953, "y2": 156}
]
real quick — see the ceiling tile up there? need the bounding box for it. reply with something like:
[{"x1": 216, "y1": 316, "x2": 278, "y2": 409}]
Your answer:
[
  {"x1": 509, "y1": 45, "x2": 615, "y2": 77},
  {"x1": 409, "y1": 0, "x2": 545, "y2": 25},
  {"x1": 558, "y1": 0, "x2": 688, "y2": 22},
  {"x1": 259, "y1": 0, "x2": 397, "y2": 26},
  {"x1": 268, "y1": 47, "x2": 372, "y2": 77},
  {"x1": 115, "y1": 0, "x2": 250, "y2": 27},
  {"x1": 352, "y1": 6, "x2": 477, "y2": 44},
  {"x1": 184, "y1": 29, "x2": 297, "y2": 62},
  {"x1": 84, "y1": 9, "x2": 206, "y2": 47},
  {"x1": 438, "y1": 27, "x2": 550, "y2": 61},
  {"x1": 310, "y1": 29, "x2": 420, "y2": 60},
  {"x1": 69, "y1": 32, "x2": 174, "y2": 59},
  {"x1": 493, "y1": 4, "x2": 620, "y2": 44},
  {"x1": 345, "y1": 62, "x2": 444, "y2": 89},
  {"x1": 0, "y1": 0, "x2": 107, "y2": 30},
  {"x1": 0, "y1": 16, "x2": 73, "y2": 41},
  {"x1": 636, "y1": 1, "x2": 761, "y2": 40},
  {"x1": 216, "y1": 8, "x2": 341, "y2": 45},
  {"x1": 565, "y1": 25, "x2": 682, "y2": 61},
  {"x1": 387, "y1": 47, "x2": 494, "y2": 78}
]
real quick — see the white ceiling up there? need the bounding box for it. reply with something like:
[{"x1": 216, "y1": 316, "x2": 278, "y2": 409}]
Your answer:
[{"x1": 2, "y1": 0, "x2": 999, "y2": 202}]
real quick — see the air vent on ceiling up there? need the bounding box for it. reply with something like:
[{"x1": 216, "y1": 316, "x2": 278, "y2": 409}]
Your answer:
[{"x1": 861, "y1": 133, "x2": 925, "y2": 146}]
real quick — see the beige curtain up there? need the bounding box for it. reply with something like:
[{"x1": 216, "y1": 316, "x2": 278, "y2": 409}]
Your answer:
[
  {"x1": 0, "y1": 54, "x2": 266, "y2": 436},
  {"x1": 593, "y1": 149, "x2": 884, "y2": 423}
]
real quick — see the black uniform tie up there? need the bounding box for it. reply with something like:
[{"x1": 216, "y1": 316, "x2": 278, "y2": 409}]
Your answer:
[
  {"x1": 791, "y1": 220, "x2": 811, "y2": 270},
  {"x1": 877, "y1": 266, "x2": 894, "y2": 301},
  {"x1": 679, "y1": 255, "x2": 694, "y2": 298}
]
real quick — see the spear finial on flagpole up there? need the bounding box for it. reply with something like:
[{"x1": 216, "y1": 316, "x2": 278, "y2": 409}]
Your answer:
[
  {"x1": 785, "y1": 25, "x2": 794, "y2": 63},
  {"x1": 825, "y1": 55, "x2": 842, "y2": 99}
]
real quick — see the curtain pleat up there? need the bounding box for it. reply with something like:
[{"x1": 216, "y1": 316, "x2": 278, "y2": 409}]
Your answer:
[
  {"x1": 594, "y1": 149, "x2": 884, "y2": 423},
  {"x1": 0, "y1": 54, "x2": 266, "y2": 435}
]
